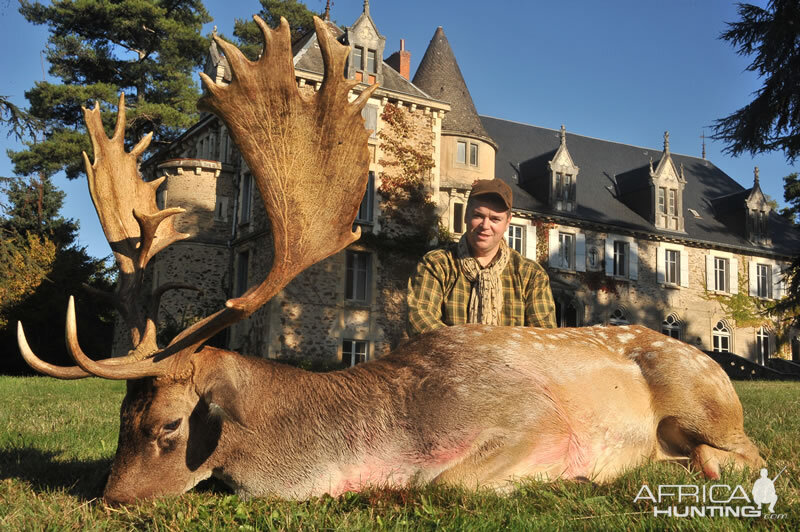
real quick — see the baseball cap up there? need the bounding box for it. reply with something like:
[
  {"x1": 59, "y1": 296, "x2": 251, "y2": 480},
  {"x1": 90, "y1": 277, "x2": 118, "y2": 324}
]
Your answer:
[{"x1": 468, "y1": 179, "x2": 513, "y2": 211}]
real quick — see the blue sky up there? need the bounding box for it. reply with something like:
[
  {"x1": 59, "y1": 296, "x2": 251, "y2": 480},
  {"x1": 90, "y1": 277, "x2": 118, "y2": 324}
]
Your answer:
[{"x1": 0, "y1": 0, "x2": 795, "y2": 260}]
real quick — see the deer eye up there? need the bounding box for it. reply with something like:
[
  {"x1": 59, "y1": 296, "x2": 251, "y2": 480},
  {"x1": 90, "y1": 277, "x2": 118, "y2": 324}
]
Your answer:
[{"x1": 162, "y1": 419, "x2": 181, "y2": 433}]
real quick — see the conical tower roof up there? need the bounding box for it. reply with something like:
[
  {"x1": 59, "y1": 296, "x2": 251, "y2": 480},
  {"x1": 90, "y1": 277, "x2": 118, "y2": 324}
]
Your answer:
[{"x1": 413, "y1": 27, "x2": 495, "y2": 146}]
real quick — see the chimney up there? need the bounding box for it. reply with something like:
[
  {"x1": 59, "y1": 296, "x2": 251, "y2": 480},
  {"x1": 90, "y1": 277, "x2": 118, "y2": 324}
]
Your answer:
[{"x1": 386, "y1": 39, "x2": 411, "y2": 80}]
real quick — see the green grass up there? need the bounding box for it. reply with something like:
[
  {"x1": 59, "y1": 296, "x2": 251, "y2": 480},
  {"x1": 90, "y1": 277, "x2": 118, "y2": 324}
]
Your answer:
[{"x1": 1, "y1": 377, "x2": 799, "y2": 530}]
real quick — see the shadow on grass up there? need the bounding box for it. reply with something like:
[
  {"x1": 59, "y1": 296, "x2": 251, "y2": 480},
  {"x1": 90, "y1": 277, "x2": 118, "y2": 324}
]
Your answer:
[{"x1": 0, "y1": 447, "x2": 110, "y2": 500}]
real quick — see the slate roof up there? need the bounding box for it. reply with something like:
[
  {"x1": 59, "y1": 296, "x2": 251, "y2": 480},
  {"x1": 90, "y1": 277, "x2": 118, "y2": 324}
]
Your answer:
[
  {"x1": 292, "y1": 24, "x2": 433, "y2": 101},
  {"x1": 413, "y1": 27, "x2": 495, "y2": 145},
  {"x1": 481, "y1": 115, "x2": 800, "y2": 257}
]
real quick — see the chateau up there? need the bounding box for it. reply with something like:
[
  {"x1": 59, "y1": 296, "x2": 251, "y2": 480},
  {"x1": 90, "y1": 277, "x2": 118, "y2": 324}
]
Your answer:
[{"x1": 135, "y1": 3, "x2": 800, "y2": 365}]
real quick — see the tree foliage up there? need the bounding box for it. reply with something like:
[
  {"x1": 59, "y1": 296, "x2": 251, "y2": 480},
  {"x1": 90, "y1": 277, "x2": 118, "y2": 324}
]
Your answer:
[
  {"x1": 712, "y1": 1, "x2": 800, "y2": 162},
  {"x1": 9, "y1": 0, "x2": 211, "y2": 179},
  {"x1": 0, "y1": 176, "x2": 115, "y2": 375},
  {"x1": 233, "y1": 0, "x2": 320, "y2": 60}
]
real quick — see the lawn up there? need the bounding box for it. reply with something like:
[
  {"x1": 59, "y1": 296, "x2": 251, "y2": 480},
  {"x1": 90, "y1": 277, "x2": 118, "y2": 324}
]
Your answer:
[{"x1": 1, "y1": 376, "x2": 798, "y2": 530}]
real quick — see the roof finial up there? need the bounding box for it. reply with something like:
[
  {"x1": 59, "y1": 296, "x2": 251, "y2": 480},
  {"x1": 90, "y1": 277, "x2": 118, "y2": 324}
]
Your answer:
[
  {"x1": 700, "y1": 130, "x2": 706, "y2": 159},
  {"x1": 664, "y1": 131, "x2": 670, "y2": 153},
  {"x1": 363, "y1": 0, "x2": 370, "y2": 15},
  {"x1": 324, "y1": 0, "x2": 331, "y2": 20},
  {"x1": 560, "y1": 124, "x2": 566, "y2": 145},
  {"x1": 754, "y1": 166, "x2": 760, "y2": 186}
]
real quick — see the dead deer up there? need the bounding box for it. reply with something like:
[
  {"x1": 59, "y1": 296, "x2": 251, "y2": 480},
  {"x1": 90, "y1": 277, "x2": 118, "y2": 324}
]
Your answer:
[{"x1": 17, "y1": 16, "x2": 763, "y2": 505}]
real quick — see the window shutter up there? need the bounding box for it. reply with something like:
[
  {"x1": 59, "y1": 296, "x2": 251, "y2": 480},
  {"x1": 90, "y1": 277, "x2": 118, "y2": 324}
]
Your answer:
[
  {"x1": 629, "y1": 241, "x2": 638, "y2": 280},
  {"x1": 680, "y1": 249, "x2": 689, "y2": 287},
  {"x1": 749, "y1": 261, "x2": 757, "y2": 296},
  {"x1": 575, "y1": 233, "x2": 586, "y2": 272},
  {"x1": 525, "y1": 224, "x2": 536, "y2": 260},
  {"x1": 656, "y1": 245, "x2": 665, "y2": 284},
  {"x1": 730, "y1": 258, "x2": 739, "y2": 294},
  {"x1": 773, "y1": 264, "x2": 783, "y2": 299},
  {"x1": 706, "y1": 255, "x2": 714, "y2": 291},
  {"x1": 604, "y1": 238, "x2": 614, "y2": 276},
  {"x1": 548, "y1": 228, "x2": 559, "y2": 268}
]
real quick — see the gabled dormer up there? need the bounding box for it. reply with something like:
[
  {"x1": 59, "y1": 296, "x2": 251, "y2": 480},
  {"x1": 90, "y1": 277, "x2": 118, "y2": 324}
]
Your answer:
[
  {"x1": 547, "y1": 125, "x2": 579, "y2": 212},
  {"x1": 203, "y1": 27, "x2": 231, "y2": 86},
  {"x1": 650, "y1": 131, "x2": 686, "y2": 232},
  {"x1": 745, "y1": 167, "x2": 772, "y2": 245},
  {"x1": 344, "y1": 1, "x2": 386, "y2": 85}
]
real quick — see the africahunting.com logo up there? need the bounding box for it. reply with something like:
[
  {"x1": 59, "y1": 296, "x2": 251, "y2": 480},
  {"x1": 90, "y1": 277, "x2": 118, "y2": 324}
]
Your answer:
[{"x1": 634, "y1": 467, "x2": 787, "y2": 519}]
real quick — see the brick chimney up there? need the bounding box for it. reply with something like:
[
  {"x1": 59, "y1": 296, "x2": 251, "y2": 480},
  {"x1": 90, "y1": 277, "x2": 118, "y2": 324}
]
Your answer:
[{"x1": 386, "y1": 39, "x2": 411, "y2": 80}]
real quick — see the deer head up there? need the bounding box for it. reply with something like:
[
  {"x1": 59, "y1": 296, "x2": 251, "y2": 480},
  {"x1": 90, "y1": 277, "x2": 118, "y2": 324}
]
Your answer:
[{"x1": 17, "y1": 15, "x2": 378, "y2": 502}]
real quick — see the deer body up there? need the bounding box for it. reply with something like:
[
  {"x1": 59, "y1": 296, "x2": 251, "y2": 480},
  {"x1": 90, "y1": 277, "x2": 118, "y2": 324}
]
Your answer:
[
  {"x1": 17, "y1": 16, "x2": 762, "y2": 505},
  {"x1": 101, "y1": 324, "x2": 760, "y2": 503}
]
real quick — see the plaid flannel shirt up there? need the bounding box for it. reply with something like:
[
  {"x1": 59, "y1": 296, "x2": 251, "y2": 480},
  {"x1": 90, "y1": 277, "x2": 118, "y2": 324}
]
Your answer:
[{"x1": 407, "y1": 244, "x2": 557, "y2": 336}]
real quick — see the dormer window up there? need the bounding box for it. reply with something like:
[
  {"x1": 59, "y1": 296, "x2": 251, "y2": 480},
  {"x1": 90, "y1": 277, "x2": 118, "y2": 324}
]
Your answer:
[
  {"x1": 745, "y1": 167, "x2": 772, "y2": 245},
  {"x1": 353, "y1": 46, "x2": 363, "y2": 70},
  {"x1": 650, "y1": 132, "x2": 685, "y2": 232},
  {"x1": 366, "y1": 49, "x2": 377, "y2": 73},
  {"x1": 547, "y1": 125, "x2": 579, "y2": 212}
]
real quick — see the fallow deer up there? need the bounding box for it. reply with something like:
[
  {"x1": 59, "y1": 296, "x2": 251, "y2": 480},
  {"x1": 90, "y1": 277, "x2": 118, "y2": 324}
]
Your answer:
[{"x1": 17, "y1": 16, "x2": 763, "y2": 505}]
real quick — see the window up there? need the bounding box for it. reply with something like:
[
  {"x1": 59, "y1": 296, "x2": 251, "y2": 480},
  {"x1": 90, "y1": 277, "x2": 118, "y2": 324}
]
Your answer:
[
  {"x1": 362, "y1": 105, "x2": 377, "y2": 138},
  {"x1": 353, "y1": 46, "x2": 363, "y2": 70},
  {"x1": 757, "y1": 264, "x2": 772, "y2": 298},
  {"x1": 712, "y1": 321, "x2": 731, "y2": 353},
  {"x1": 665, "y1": 249, "x2": 679, "y2": 284},
  {"x1": 456, "y1": 141, "x2": 466, "y2": 164},
  {"x1": 342, "y1": 339, "x2": 368, "y2": 366},
  {"x1": 345, "y1": 251, "x2": 370, "y2": 302},
  {"x1": 756, "y1": 327, "x2": 770, "y2": 365},
  {"x1": 613, "y1": 241, "x2": 628, "y2": 277},
  {"x1": 235, "y1": 250, "x2": 249, "y2": 297},
  {"x1": 668, "y1": 189, "x2": 677, "y2": 216},
  {"x1": 356, "y1": 172, "x2": 374, "y2": 223},
  {"x1": 507, "y1": 225, "x2": 524, "y2": 253},
  {"x1": 469, "y1": 143, "x2": 478, "y2": 166},
  {"x1": 714, "y1": 257, "x2": 729, "y2": 292},
  {"x1": 555, "y1": 298, "x2": 580, "y2": 327},
  {"x1": 558, "y1": 232, "x2": 574, "y2": 269},
  {"x1": 240, "y1": 172, "x2": 253, "y2": 224},
  {"x1": 366, "y1": 49, "x2": 377, "y2": 73},
  {"x1": 658, "y1": 187, "x2": 666, "y2": 214},
  {"x1": 214, "y1": 197, "x2": 229, "y2": 222},
  {"x1": 662, "y1": 314, "x2": 681, "y2": 340},
  {"x1": 609, "y1": 308, "x2": 629, "y2": 325},
  {"x1": 452, "y1": 202, "x2": 464, "y2": 234}
]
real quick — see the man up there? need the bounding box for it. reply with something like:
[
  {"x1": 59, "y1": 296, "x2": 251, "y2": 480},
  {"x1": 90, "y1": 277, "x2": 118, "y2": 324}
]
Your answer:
[{"x1": 407, "y1": 178, "x2": 557, "y2": 336}]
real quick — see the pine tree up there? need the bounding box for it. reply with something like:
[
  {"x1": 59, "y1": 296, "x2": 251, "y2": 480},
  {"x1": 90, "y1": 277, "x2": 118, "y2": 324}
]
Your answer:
[
  {"x1": 233, "y1": 0, "x2": 320, "y2": 60},
  {"x1": 9, "y1": 0, "x2": 211, "y2": 179},
  {"x1": 712, "y1": 0, "x2": 800, "y2": 162}
]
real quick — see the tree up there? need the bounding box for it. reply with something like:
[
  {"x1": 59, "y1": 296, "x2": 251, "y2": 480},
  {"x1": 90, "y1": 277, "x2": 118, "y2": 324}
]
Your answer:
[
  {"x1": 712, "y1": 1, "x2": 800, "y2": 162},
  {"x1": 233, "y1": 0, "x2": 320, "y2": 60},
  {"x1": 0, "y1": 176, "x2": 115, "y2": 375},
  {"x1": 9, "y1": 0, "x2": 211, "y2": 180}
]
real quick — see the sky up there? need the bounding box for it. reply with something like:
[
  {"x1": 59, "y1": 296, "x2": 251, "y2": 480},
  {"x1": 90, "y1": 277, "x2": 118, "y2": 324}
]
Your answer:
[{"x1": 0, "y1": 0, "x2": 796, "y2": 261}]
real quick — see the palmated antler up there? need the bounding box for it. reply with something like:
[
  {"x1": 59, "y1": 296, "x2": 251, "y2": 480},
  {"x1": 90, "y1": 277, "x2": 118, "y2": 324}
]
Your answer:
[
  {"x1": 18, "y1": 94, "x2": 194, "y2": 378},
  {"x1": 19, "y1": 16, "x2": 376, "y2": 380}
]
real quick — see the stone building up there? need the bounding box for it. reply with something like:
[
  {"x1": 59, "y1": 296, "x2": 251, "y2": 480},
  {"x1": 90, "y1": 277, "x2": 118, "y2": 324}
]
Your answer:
[{"x1": 138, "y1": 3, "x2": 800, "y2": 364}]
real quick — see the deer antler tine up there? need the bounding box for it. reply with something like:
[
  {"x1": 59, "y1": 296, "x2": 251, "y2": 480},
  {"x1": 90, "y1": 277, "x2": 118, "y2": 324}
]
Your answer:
[
  {"x1": 65, "y1": 297, "x2": 168, "y2": 380},
  {"x1": 112, "y1": 92, "x2": 126, "y2": 141},
  {"x1": 130, "y1": 132, "x2": 153, "y2": 158},
  {"x1": 17, "y1": 321, "x2": 90, "y2": 379},
  {"x1": 211, "y1": 31, "x2": 253, "y2": 83},
  {"x1": 133, "y1": 207, "x2": 188, "y2": 269}
]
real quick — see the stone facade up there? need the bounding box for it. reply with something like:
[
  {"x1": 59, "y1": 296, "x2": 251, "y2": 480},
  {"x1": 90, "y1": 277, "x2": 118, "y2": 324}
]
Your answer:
[{"x1": 131, "y1": 5, "x2": 798, "y2": 367}]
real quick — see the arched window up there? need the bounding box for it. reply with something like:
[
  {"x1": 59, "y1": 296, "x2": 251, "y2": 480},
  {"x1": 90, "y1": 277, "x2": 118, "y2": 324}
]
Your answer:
[
  {"x1": 662, "y1": 314, "x2": 682, "y2": 340},
  {"x1": 609, "y1": 307, "x2": 629, "y2": 326},
  {"x1": 755, "y1": 326, "x2": 771, "y2": 365},
  {"x1": 554, "y1": 297, "x2": 580, "y2": 327},
  {"x1": 712, "y1": 321, "x2": 732, "y2": 353}
]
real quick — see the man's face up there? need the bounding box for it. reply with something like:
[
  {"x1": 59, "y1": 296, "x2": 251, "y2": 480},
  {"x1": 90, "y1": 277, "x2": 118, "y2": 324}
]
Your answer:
[{"x1": 465, "y1": 196, "x2": 511, "y2": 259}]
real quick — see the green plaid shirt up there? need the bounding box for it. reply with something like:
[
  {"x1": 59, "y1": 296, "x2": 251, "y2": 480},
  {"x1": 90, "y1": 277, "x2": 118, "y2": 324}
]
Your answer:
[{"x1": 407, "y1": 244, "x2": 557, "y2": 336}]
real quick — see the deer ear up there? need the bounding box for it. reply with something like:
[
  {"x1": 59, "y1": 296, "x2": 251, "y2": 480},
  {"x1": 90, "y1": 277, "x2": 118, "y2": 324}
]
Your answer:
[{"x1": 196, "y1": 365, "x2": 250, "y2": 428}]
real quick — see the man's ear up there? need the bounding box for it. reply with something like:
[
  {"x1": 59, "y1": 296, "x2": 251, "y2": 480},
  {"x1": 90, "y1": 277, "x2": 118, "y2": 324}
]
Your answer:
[{"x1": 195, "y1": 363, "x2": 250, "y2": 428}]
